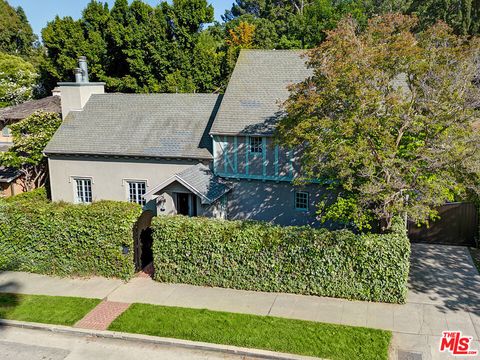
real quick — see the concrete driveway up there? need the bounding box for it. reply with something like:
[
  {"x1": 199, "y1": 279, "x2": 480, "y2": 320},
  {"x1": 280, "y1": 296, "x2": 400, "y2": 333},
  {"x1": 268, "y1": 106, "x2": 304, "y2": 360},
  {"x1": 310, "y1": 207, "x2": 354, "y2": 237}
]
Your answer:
[
  {"x1": 408, "y1": 243, "x2": 480, "y2": 311},
  {"x1": 391, "y1": 243, "x2": 480, "y2": 360}
]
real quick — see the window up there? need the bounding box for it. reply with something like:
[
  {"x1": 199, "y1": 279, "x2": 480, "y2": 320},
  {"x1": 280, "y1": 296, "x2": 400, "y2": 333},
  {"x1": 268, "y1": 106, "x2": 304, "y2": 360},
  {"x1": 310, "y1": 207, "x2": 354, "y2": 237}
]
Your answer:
[
  {"x1": 295, "y1": 191, "x2": 309, "y2": 211},
  {"x1": 75, "y1": 178, "x2": 92, "y2": 204},
  {"x1": 128, "y1": 181, "x2": 146, "y2": 206},
  {"x1": 2, "y1": 126, "x2": 10, "y2": 137},
  {"x1": 249, "y1": 136, "x2": 263, "y2": 154}
]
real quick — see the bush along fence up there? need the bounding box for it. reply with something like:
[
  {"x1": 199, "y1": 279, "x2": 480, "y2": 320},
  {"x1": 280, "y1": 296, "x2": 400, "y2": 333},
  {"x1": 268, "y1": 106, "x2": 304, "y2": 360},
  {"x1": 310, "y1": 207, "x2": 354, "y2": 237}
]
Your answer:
[
  {"x1": 0, "y1": 189, "x2": 142, "y2": 280},
  {"x1": 151, "y1": 216, "x2": 411, "y2": 304}
]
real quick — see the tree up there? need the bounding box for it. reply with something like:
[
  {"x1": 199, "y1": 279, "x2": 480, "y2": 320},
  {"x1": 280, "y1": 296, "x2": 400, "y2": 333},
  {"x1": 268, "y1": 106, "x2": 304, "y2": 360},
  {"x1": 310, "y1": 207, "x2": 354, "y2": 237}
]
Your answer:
[
  {"x1": 0, "y1": 112, "x2": 62, "y2": 191},
  {"x1": 0, "y1": 1, "x2": 36, "y2": 57},
  {"x1": 223, "y1": 0, "x2": 371, "y2": 49},
  {"x1": 409, "y1": 0, "x2": 479, "y2": 35},
  {"x1": 0, "y1": 52, "x2": 38, "y2": 107},
  {"x1": 41, "y1": 0, "x2": 222, "y2": 94},
  {"x1": 276, "y1": 14, "x2": 480, "y2": 231}
]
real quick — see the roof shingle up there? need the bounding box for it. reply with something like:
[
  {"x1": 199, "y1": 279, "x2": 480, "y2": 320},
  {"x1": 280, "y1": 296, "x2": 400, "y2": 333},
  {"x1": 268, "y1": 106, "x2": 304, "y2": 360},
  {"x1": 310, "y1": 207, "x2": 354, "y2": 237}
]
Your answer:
[
  {"x1": 44, "y1": 93, "x2": 221, "y2": 159},
  {"x1": 210, "y1": 50, "x2": 312, "y2": 136},
  {"x1": 145, "y1": 163, "x2": 232, "y2": 204},
  {"x1": 0, "y1": 96, "x2": 61, "y2": 125}
]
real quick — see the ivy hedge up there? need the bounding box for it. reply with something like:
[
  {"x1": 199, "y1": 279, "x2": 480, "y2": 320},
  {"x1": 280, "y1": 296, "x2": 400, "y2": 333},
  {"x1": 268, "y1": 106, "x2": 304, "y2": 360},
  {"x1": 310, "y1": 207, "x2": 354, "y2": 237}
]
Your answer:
[
  {"x1": 151, "y1": 216, "x2": 410, "y2": 303},
  {"x1": 0, "y1": 191, "x2": 142, "y2": 280}
]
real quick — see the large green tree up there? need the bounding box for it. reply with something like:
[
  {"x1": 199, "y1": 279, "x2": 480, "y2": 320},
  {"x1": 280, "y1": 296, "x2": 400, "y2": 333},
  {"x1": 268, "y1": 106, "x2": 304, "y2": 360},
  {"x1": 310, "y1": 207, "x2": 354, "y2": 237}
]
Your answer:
[
  {"x1": 223, "y1": 0, "x2": 369, "y2": 49},
  {"x1": 0, "y1": 0, "x2": 36, "y2": 57},
  {"x1": 0, "y1": 112, "x2": 62, "y2": 191},
  {"x1": 0, "y1": 52, "x2": 38, "y2": 107},
  {"x1": 41, "y1": 0, "x2": 221, "y2": 94},
  {"x1": 276, "y1": 14, "x2": 480, "y2": 231},
  {"x1": 409, "y1": 0, "x2": 480, "y2": 35}
]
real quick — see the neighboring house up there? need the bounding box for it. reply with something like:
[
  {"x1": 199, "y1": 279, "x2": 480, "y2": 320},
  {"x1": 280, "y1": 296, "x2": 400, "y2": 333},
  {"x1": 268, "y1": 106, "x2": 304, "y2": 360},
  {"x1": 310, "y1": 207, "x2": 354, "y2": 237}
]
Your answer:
[
  {"x1": 45, "y1": 50, "x2": 325, "y2": 227},
  {"x1": 0, "y1": 95, "x2": 61, "y2": 197}
]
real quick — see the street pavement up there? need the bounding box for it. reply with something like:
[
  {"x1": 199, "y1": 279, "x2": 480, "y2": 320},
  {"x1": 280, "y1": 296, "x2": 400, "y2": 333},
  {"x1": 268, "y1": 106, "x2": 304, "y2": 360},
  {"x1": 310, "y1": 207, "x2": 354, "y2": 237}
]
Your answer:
[{"x1": 0, "y1": 326, "x2": 255, "y2": 360}]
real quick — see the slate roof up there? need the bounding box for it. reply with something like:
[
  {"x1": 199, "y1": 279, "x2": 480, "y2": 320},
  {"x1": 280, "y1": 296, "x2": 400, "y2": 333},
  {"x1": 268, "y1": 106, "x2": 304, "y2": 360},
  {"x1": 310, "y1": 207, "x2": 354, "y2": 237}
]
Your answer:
[
  {"x1": 145, "y1": 163, "x2": 232, "y2": 205},
  {"x1": 0, "y1": 96, "x2": 61, "y2": 125},
  {"x1": 210, "y1": 50, "x2": 312, "y2": 136},
  {"x1": 44, "y1": 94, "x2": 221, "y2": 159}
]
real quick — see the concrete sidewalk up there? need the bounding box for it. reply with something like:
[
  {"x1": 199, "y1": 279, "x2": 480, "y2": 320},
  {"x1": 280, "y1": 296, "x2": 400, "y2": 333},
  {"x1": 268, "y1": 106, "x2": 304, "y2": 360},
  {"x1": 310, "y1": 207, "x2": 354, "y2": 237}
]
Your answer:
[{"x1": 1, "y1": 243, "x2": 479, "y2": 360}]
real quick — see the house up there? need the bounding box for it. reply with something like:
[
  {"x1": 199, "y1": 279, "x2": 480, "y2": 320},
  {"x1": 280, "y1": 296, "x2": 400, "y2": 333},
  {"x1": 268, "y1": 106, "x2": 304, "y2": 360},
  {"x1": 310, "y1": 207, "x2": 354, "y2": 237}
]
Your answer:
[
  {"x1": 45, "y1": 50, "x2": 326, "y2": 227},
  {"x1": 0, "y1": 94, "x2": 62, "y2": 197}
]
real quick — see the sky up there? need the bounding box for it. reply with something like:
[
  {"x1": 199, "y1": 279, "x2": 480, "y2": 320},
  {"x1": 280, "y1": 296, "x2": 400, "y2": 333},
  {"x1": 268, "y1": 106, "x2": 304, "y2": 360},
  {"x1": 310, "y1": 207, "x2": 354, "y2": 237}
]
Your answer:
[{"x1": 8, "y1": 0, "x2": 231, "y2": 38}]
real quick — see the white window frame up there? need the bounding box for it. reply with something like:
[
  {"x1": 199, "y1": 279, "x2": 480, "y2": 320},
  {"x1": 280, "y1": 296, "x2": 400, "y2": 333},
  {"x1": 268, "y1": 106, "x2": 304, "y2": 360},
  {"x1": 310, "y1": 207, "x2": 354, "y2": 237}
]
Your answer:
[
  {"x1": 249, "y1": 136, "x2": 263, "y2": 154},
  {"x1": 73, "y1": 177, "x2": 93, "y2": 204},
  {"x1": 295, "y1": 191, "x2": 309, "y2": 211},
  {"x1": 126, "y1": 180, "x2": 147, "y2": 206}
]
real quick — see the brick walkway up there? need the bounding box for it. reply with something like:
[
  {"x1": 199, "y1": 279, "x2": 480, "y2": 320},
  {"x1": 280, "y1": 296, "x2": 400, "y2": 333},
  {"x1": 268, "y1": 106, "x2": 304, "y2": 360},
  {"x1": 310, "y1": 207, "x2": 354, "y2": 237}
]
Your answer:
[
  {"x1": 74, "y1": 300, "x2": 130, "y2": 331},
  {"x1": 136, "y1": 262, "x2": 154, "y2": 279}
]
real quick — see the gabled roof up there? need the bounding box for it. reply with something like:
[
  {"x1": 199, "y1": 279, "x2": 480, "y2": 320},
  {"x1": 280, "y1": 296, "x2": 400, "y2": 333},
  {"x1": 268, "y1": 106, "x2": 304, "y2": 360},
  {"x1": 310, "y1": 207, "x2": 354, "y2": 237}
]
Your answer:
[
  {"x1": 210, "y1": 50, "x2": 312, "y2": 136},
  {"x1": 145, "y1": 164, "x2": 231, "y2": 205},
  {"x1": 0, "y1": 96, "x2": 61, "y2": 125},
  {"x1": 45, "y1": 94, "x2": 221, "y2": 159}
]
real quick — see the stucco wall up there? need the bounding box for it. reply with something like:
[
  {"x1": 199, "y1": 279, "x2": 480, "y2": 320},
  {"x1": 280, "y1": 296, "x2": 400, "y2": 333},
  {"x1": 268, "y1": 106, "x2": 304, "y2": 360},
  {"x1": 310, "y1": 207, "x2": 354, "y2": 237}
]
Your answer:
[
  {"x1": 59, "y1": 83, "x2": 105, "y2": 119},
  {"x1": 48, "y1": 155, "x2": 202, "y2": 211},
  {"x1": 227, "y1": 180, "x2": 325, "y2": 227}
]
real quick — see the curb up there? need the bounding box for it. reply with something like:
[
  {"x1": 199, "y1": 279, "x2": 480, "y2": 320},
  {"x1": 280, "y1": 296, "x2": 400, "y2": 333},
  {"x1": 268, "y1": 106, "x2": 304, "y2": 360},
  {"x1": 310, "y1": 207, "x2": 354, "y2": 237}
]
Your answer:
[{"x1": 0, "y1": 319, "x2": 321, "y2": 360}]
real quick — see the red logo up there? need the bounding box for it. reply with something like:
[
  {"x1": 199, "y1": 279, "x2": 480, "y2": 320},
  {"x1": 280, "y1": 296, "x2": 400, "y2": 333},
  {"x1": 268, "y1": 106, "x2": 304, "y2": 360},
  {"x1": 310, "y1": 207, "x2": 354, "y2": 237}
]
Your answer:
[{"x1": 440, "y1": 331, "x2": 478, "y2": 356}]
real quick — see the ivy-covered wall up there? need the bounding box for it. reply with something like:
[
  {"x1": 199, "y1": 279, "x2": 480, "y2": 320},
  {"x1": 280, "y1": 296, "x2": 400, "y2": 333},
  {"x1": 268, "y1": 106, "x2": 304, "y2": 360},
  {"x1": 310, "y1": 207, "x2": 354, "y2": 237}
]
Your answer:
[
  {"x1": 0, "y1": 189, "x2": 142, "y2": 280},
  {"x1": 152, "y1": 216, "x2": 411, "y2": 303}
]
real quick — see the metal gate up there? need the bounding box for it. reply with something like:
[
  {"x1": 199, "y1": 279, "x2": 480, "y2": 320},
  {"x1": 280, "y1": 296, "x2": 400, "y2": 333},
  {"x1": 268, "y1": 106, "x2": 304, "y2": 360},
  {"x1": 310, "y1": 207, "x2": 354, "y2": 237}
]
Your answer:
[{"x1": 408, "y1": 203, "x2": 478, "y2": 247}]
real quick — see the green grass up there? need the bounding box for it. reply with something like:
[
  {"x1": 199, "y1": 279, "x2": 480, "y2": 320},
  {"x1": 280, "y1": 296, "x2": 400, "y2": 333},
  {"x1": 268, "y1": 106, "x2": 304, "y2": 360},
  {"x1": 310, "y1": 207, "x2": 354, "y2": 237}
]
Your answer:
[
  {"x1": 109, "y1": 304, "x2": 391, "y2": 360},
  {"x1": 0, "y1": 293, "x2": 100, "y2": 326}
]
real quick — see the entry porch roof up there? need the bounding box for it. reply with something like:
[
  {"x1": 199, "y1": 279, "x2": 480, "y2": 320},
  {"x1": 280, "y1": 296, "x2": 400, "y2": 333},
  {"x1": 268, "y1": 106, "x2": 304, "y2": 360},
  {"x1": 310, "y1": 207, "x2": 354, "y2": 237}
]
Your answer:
[{"x1": 144, "y1": 164, "x2": 231, "y2": 205}]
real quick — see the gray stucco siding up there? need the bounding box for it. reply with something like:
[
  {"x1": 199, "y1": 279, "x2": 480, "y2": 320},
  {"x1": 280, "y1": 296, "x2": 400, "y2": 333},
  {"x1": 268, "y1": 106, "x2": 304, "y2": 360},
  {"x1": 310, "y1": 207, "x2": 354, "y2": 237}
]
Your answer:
[
  {"x1": 48, "y1": 155, "x2": 202, "y2": 211},
  {"x1": 226, "y1": 180, "x2": 325, "y2": 227}
]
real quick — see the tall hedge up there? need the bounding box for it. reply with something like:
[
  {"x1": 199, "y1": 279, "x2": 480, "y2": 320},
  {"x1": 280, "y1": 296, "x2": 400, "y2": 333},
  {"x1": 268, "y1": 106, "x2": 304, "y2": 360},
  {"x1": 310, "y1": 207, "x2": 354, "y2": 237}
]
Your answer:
[
  {"x1": 151, "y1": 216, "x2": 410, "y2": 303},
  {"x1": 0, "y1": 195, "x2": 142, "y2": 280}
]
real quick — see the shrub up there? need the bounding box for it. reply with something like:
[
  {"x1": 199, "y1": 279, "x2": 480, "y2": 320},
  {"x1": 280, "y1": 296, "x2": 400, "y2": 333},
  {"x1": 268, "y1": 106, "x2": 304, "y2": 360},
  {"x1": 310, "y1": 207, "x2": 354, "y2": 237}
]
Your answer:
[
  {"x1": 151, "y1": 216, "x2": 410, "y2": 303},
  {"x1": 0, "y1": 199, "x2": 142, "y2": 280},
  {"x1": 5, "y1": 187, "x2": 48, "y2": 204}
]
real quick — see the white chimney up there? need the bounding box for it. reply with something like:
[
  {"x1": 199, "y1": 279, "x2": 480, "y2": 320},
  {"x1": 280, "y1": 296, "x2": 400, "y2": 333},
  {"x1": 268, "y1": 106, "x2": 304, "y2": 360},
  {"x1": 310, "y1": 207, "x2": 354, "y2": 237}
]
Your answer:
[{"x1": 58, "y1": 56, "x2": 105, "y2": 119}]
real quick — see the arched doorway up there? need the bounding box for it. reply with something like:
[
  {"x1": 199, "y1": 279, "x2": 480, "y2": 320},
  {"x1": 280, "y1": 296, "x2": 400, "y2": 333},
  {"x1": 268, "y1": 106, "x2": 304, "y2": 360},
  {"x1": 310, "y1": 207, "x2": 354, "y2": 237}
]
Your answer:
[
  {"x1": 133, "y1": 210, "x2": 154, "y2": 271},
  {"x1": 140, "y1": 227, "x2": 153, "y2": 268}
]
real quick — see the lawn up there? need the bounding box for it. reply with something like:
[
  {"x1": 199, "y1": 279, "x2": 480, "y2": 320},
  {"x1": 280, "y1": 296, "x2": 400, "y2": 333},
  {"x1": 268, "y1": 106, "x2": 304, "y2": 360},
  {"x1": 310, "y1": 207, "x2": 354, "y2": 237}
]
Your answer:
[
  {"x1": 0, "y1": 293, "x2": 100, "y2": 326},
  {"x1": 109, "y1": 304, "x2": 391, "y2": 360}
]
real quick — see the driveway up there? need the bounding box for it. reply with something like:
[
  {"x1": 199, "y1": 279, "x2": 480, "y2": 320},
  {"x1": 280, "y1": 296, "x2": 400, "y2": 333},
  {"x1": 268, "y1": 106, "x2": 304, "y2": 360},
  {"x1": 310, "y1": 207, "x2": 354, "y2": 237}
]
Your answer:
[
  {"x1": 408, "y1": 243, "x2": 480, "y2": 311},
  {"x1": 391, "y1": 243, "x2": 480, "y2": 360}
]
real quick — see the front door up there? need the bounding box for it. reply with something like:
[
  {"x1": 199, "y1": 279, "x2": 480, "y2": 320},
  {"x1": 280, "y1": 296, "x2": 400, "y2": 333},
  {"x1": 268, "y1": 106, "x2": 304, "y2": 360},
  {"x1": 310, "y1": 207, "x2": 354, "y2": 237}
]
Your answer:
[{"x1": 176, "y1": 193, "x2": 197, "y2": 216}]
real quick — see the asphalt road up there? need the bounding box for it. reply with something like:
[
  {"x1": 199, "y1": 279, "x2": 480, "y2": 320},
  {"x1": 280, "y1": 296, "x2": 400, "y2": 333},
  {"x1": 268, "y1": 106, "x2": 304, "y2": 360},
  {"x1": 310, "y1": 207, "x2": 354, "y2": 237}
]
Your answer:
[{"x1": 0, "y1": 326, "x2": 253, "y2": 360}]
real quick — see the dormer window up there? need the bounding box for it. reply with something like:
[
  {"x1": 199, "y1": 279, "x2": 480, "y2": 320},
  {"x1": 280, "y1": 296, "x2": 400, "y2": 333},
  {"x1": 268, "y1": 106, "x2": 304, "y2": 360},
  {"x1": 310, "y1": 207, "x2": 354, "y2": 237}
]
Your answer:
[{"x1": 249, "y1": 136, "x2": 263, "y2": 154}]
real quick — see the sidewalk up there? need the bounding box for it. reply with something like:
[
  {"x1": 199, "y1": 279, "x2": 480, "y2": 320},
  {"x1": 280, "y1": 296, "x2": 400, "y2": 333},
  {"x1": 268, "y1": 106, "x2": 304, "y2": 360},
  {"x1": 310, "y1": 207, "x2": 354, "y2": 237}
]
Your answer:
[{"x1": 0, "y1": 243, "x2": 479, "y2": 360}]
